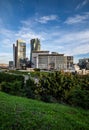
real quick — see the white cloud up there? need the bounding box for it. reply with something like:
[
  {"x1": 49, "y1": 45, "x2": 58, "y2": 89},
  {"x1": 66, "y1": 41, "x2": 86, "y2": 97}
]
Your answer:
[
  {"x1": 76, "y1": 0, "x2": 88, "y2": 10},
  {"x1": 65, "y1": 13, "x2": 89, "y2": 24},
  {"x1": 36, "y1": 15, "x2": 58, "y2": 23},
  {"x1": 0, "y1": 16, "x2": 89, "y2": 64},
  {"x1": 0, "y1": 18, "x2": 47, "y2": 63},
  {"x1": 0, "y1": 28, "x2": 15, "y2": 38},
  {"x1": 0, "y1": 53, "x2": 13, "y2": 64},
  {"x1": 21, "y1": 19, "x2": 35, "y2": 26},
  {"x1": 69, "y1": 43, "x2": 89, "y2": 55},
  {"x1": 15, "y1": 27, "x2": 45, "y2": 44},
  {"x1": 1, "y1": 39, "x2": 12, "y2": 48},
  {"x1": 54, "y1": 30, "x2": 89, "y2": 44},
  {"x1": 40, "y1": 29, "x2": 89, "y2": 58}
]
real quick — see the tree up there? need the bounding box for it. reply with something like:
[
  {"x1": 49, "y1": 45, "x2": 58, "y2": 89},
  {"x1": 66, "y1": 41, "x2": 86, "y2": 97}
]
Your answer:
[
  {"x1": 1, "y1": 80, "x2": 23, "y2": 96},
  {"x1": 25, "y1": 78, "x2": 36, "y2": 98}
]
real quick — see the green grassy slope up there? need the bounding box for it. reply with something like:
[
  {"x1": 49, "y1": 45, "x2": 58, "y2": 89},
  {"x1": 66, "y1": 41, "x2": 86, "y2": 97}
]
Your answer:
[{"x1": 0, "y1": 92, "x2": 89, "y2": 130}]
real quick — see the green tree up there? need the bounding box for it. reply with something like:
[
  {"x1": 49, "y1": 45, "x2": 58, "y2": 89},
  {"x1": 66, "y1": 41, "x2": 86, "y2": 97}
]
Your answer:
[
  {"x1": 25, "y1": 78, "x2": 36, "y2": 99},
  {"x1": 1, "y1": 80, "x2": 24, "y2": 96}
]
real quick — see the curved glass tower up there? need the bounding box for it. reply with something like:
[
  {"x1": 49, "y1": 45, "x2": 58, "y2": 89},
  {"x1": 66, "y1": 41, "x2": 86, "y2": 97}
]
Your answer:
[{"x1": 30, "y1": 38, "x2": 41, "y2": 63}]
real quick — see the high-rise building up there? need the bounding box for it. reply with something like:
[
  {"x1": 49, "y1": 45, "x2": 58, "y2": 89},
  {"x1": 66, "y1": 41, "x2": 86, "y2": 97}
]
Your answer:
[
  {"x1": 13, "y1": 39, "x2": 26, "y2": 68},
  {"x1": 13, "y1": 44, "x2": 17, "y2": 68},
  {"x1": 30, "y1": 38, "x2": 41, "y2": 63}
]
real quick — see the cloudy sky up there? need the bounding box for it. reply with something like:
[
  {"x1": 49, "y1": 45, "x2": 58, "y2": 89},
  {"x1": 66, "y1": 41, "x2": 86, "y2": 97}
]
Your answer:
[{"x1": 0, "y1": 0, "x2": 89, "y2": 64}]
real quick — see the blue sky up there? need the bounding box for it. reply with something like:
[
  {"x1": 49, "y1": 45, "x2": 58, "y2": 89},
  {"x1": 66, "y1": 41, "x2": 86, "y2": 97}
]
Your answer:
[{"x1": 0, "y1": 0, "x2": 89, "y2": 64}]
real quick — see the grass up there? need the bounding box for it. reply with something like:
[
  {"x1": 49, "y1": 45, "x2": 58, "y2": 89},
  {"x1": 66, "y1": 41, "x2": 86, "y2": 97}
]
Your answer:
[{"x1": 0, "y1": 92, "x2": 89, "y2": 130}]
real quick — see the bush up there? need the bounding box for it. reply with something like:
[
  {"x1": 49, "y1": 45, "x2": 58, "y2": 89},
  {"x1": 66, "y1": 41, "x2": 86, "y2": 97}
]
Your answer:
[
  {"x1": 1, "y1": 81, "x2": 24, "y2": 96},
  {"x1": 34, "y1": 68, "x2": 40, "y2": 71},
  {"x1": 1, "y1": 72, "x2": 89, "y2": 109},
  {"x1": 41, "y1": 94, "x2": 57, "y2": 103},
  {"x1": 36, "y1": 72, "x2": 89, "y2": 109},
  {"x1": 68, "y1": 89, "x2": 89, "y2": 109},
  {"x1": 25, "y1": 78, "x2": 36, "y2": 99},
  {"x1": 0, "y1": 73, "x2": 24, "y2": 87}
]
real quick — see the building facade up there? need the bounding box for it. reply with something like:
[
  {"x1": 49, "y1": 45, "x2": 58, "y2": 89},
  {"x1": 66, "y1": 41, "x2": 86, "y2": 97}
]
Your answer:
[
  {"x1": 30, "y1": 38, "x2": 41, "y2": 63},
  {"x1": 13, "y1": 39, "x2": 26, "y2": 69},
  {"x1": 31, "y1": 51, "x2": 49, "y2": 68},
  {"x1": 13, "y1": 44, "x2": 17, "y2": 68},
  {"x1": 9, "y1": 61, "x2": 13, "y2": 68},
  {"x1": 31, "y1": 51, "x2": 73, "y2": 70}
]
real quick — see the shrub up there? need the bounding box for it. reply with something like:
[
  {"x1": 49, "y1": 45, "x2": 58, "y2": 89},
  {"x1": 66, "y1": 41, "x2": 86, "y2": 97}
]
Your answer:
[
  {"x1": 25, "y1": 78, "x2": 36, "y2": 99},
  {"x1": 68, "y1": 89, "x2": 89, "y2": 109},
  {"x1": 1, "y1": 81, "x2": 24, "y2": 96},
  {"x1": 34, "y1": 68, "x2": 40, "y2": 71}
]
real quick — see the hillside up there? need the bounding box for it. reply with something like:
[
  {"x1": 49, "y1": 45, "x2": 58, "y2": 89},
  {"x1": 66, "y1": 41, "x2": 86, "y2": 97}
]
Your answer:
[{"x1": 0, "y1": 92, "x2": 89, "y2": 130}]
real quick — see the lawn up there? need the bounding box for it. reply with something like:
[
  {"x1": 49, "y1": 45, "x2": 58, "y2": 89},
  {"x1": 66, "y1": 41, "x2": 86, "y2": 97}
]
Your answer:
[{"x1": 0, "y1": 92, "x2": 89, "y2": 130}]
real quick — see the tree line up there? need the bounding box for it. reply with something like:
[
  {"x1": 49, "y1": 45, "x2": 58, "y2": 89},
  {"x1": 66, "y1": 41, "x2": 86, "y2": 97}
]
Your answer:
[{"x1": 0, "y1": 72, "x2": 89, "y2": 109}]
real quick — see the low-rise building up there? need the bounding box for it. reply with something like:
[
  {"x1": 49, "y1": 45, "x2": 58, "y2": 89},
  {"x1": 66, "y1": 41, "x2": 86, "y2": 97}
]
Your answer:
[
  {"x1": 31, "y1": 51, "x2": 73, "y2": 70},
  {"x1": 9, "y1": 61, "x2": 13, "y2": 68},
  {"x1": 79, "y1": 58, "x2": 89, "y2": 70}
]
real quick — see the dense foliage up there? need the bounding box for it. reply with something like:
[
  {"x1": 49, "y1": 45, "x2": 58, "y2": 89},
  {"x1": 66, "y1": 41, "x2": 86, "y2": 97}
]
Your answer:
[
  {"x1": 0, "y1": 72, "x2": 24, "y2": 96},
  {"x1": 0, "y1": 71, "x2": 89, "y2": 109},
  {"x1": 39, "y1": 72, "x2": 89, "y2": 109},
  {"x1": 26, "y1": 72, "x2": 89, "y2": 109}
]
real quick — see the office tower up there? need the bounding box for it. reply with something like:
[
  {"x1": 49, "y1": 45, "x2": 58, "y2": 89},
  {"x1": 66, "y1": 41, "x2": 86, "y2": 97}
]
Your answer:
[
  {"x1": 13, "y1": 44, "x2": 17, "y2": 68},
  {"x1": 30, "y1": 38, "x2": 41, "y2": 63},
  {"x1": 13, "y1": 39, "x2": 26, "y2": 68}
]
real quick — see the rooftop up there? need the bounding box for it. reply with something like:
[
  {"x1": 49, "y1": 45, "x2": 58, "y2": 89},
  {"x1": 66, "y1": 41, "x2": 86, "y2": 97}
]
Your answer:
[{"x1": 32, "y1": 50, "x2": 49, "y2": 53}]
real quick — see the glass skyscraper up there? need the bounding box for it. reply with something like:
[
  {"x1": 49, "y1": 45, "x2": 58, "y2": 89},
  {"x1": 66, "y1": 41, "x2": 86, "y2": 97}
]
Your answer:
[
  {"x1": 30, "y1": 38, "x2": 41, "y2": 63},
  {"x1": 13, "y1": 39, "x2": 26, "y2": 68}
]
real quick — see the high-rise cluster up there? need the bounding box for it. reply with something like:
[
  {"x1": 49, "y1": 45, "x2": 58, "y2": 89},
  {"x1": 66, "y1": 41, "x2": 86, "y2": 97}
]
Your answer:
[{"x1": 13, "y1": 38, "x2": 74, "y2": 70}]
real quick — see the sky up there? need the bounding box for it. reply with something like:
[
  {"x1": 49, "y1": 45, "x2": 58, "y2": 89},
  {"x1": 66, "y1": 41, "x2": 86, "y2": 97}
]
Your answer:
[{"x1": 0, "y1": 0, "x2": 89, "y2": 64}]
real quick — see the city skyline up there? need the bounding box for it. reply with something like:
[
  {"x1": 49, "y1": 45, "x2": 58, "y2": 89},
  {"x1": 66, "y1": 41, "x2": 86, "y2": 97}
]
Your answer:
[{"x1": 0, "y1": 0, "x2": 89, "y2": 64}]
